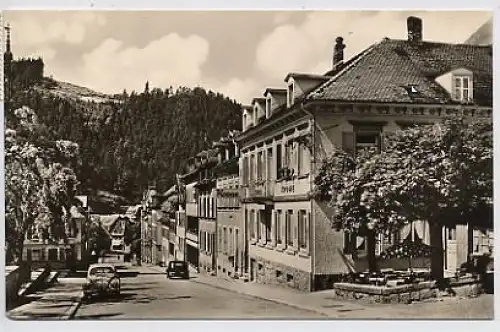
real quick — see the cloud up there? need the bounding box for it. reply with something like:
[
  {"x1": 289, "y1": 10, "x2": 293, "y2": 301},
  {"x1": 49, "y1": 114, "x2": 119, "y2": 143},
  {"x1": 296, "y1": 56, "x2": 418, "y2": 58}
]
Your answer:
[
  {"x1": 63, "y1": 33, "x2": 210, "y2": 94},
  {"x1": 10, "y1": 11, "x2": 106, "y2": 47},
  {"x1": 206, "y1": 77, "x2": 261, "y2": 105},
  {"x1": 255, "y1": 11, "x2": 492, "y2": 79}
]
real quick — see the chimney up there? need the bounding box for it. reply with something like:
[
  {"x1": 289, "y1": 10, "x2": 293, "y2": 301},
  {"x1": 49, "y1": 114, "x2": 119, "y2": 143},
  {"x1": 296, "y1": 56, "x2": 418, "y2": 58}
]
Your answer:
[
  {"x1": 407, "y1": 16, "x2": 423, "y2": 42},
  {"x1": 333, "y1": 36, "x2": 346, "y2": 66}
]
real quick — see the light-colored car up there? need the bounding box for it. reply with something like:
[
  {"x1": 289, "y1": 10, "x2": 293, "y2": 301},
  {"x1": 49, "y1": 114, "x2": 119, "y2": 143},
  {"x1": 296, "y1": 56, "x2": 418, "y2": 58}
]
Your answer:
[{"x1": 82, "y1": 263, "x2": 121, "y2": 299}]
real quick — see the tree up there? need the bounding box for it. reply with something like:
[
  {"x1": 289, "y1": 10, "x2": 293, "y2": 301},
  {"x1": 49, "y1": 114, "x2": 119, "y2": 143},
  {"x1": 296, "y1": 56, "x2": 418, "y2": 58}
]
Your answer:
[
  {"x1": 364, "y1": 117, "x2": 492, "y2": 283},
  {"x1": 86, "y1": 217, "x2": 112, "y2": 260},
  {"x1": 5, "y1": 106, "x2": 80, "y2": 264},
  {"x1": 314, "y1": 116, "x2": 492, "y2": 282},
  {"x1": 315, "y1": 147, "x2": 403, "y2": 272}
]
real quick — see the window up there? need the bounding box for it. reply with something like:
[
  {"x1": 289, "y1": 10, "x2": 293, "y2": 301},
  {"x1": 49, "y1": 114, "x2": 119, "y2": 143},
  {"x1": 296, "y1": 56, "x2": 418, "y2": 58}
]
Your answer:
[
  {"x1": 259, "y1": 210, "x2": 265, "y2": 241},
  {"x1": 257, "y1": 151, "x2": 264, "y2": 180},
  {"x1": 298, "y1": 210, "x2": 308, "y2": 249},
  {"x1": 266, "y1": 96, "x2": 272, "y2": 118},
  {"x1": 287, "y1": 81, "x2": 294, "y2": 107},
  {"x1": 249, "y1": 209, "x2": 256, "y2": 239},
  {"x1": 235, "y1": 229, "x2": 239, "y2": 256},
  {"x1": 453, "y1": 75, "x2": 472, "y2": 102},
  {"x1": 355, "y1": 127, "x2": 382, "y2": 155},
  {"x1": 276, "y1": 144, "x2": 282, "y2": 177},
  {"x1": 200, "y1": 231, "x2": 205, "y2": 252},
  {"x1": 286, "y1": 210, "x2": 294, "y2": 246},
  {"x1": 276, "y1": 210, "x2": 283, "y2": 245},
  {"x1": 223, "y1": 227, "x2": 228, "y2": 254},
  {"x1": 265, "y1": 212, "x2": 272, "y2": 243},
  {"x1": 250, "y1": 154, "x2": 255, "y2": 182},
  {"x1": 242, "y1": 156, "x2": 249, "y2": 185},
  {"x1": 284, "y1": 141, "x2": 292, "y2": 168},
  {"x1": 267, "y1": 147, "x2": 273, "y2": 180},
  {"x1": 218, "y1": 227, "x2": 223, "y2": 252},
  {"x1": 256, "y1": 209, "x2": 261, "y2": 240},
  {"x1": 48, "y1": 248, "x2": 58, "y2": 261},
  {"x1": 229, "y1": 228, "x2": 233, "y2": 255},
  {"x1": 297, "y1": 142, "x2": 309, "y2": 175},
  {"x1": 243, "y1": 113, "x2": 247, "y2": 130}
]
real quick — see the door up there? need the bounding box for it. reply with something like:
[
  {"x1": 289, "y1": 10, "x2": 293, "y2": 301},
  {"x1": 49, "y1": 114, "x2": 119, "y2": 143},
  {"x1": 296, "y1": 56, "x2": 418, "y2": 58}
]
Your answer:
[{"x1": 445, "y1": 226, "x2": 457, "y2": 272}]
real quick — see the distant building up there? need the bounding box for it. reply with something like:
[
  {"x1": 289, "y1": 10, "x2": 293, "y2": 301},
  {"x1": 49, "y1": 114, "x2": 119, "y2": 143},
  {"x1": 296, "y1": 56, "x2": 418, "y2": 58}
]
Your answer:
[
  {"x1": 22, "y1": 205, "x2": 87, "y2": 270},
  {"x1": 212, "y1": 132, "x2": 244, "y2": 279},
  {"x1": 99, "y1": 214, "x2": 129, "y2": 253}
]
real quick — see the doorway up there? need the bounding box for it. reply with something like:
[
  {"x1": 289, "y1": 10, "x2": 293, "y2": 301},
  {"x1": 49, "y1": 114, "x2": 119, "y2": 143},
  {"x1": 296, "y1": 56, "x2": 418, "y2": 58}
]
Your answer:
[{"x1": 444, "y1": 226, "x2": 457, "y2": 273}]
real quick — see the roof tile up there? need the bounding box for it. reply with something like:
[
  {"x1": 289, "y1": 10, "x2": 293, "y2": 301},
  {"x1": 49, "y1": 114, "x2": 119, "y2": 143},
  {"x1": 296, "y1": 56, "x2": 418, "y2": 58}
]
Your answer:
[{"x1": 308, "y1": 39, "x2": 492, "y2": 106}]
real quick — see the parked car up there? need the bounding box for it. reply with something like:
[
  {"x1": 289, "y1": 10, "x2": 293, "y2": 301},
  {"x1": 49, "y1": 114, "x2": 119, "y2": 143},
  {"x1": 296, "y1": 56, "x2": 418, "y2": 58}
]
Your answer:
[
  {"x1": 82, "y1": 263, "x2": 121, "y2": 299},
  {"x1": 166, "y1": 261, "x2": 189, "y2": 279}
]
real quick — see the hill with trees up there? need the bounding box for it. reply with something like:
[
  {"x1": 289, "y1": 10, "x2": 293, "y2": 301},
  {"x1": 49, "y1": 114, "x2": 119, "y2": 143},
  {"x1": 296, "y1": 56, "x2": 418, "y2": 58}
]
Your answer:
[{"x1": 5, "y1": 57, "x2": 242, "y2": 202}]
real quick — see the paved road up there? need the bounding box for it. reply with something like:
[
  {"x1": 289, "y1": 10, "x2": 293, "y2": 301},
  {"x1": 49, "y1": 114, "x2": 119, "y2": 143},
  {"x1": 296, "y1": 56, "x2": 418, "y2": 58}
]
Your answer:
[{"x1": 73, "y1": 266, "x2": 324, "y2": 319}]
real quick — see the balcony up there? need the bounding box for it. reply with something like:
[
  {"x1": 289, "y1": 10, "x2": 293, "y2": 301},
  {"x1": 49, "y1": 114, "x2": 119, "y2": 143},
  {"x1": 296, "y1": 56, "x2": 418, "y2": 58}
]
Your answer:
[{"x1": 241, "y1": 180, "x2": 274, "y2": 203}]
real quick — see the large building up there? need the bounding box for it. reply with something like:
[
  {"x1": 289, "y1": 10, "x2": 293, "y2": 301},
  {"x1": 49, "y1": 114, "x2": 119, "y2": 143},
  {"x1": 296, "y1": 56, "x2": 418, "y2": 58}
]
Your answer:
[{"x1": 237, "y1": 16, "x2": 492, "y2": 291}]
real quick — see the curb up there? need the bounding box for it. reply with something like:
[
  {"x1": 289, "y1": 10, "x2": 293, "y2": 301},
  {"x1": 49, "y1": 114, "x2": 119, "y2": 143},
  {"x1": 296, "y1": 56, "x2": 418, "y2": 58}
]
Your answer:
[{"x1": 190, "y1": 277, "x2": 330, "y2": 317}]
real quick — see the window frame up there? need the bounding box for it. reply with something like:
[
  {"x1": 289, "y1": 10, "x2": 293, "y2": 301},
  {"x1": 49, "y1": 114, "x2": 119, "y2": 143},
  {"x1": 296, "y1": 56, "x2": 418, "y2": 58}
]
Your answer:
[{"x1": 453, "y1": 75, "x2": 473, "y2": 102}]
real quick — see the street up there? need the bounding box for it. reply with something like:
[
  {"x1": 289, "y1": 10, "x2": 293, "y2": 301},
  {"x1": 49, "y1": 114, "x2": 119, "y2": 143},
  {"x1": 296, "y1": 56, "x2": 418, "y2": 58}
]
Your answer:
[{"x1": 73, "y1": 265, "x2": 324, "y2": 319}]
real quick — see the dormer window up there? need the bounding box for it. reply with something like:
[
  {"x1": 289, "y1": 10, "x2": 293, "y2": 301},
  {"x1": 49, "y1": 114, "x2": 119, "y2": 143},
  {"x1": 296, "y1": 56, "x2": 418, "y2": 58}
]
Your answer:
[
  {"x1": 287, "y1": 81, "x2": 294, "y2": 107},
  {"x1": 453, "y1": 75, "x2": 472, "y2": 102}
]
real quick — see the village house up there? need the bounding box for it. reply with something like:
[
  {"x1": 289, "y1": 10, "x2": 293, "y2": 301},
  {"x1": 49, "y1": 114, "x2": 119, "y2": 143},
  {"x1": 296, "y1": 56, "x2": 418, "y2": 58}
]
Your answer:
[
  {"x1": 141, "y1": 186, "x2": 164, "y2": 265},
  {"x1": 236, "y1": 16, "x2": 493, "y2": 291},
  {"x1": 99, "y1": 214, "x2": 129, "y2": 253},
  {"x1": 160, "y1": 185, "x2": 179, "y2": 264},
  {"x1": 194, "y1": 149, "x2": 218, "y2": 274},
  {"x1": 212, "y1": 132, "x2": 243, "y2": 279},
  {"x1": 177, "y1": 156, "x2": 203, "y2": 271},
  {"x1": 22, "y1": 203, "x2": 87, "y2": 270}
]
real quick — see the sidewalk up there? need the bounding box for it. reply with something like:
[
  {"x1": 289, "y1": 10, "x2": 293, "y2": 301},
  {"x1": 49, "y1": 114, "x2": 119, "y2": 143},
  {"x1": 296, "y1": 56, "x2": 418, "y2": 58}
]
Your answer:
[
  {"x1": 7, "y1": 278, "x2": 84, "y2": 320},
  {"x1": 145, "y1": 264, "x2": 494, "y2": 319}
]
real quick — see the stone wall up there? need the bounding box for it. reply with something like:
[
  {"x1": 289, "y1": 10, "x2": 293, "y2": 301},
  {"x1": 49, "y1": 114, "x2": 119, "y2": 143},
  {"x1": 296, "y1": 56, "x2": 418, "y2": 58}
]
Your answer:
[
  {"x1": 333, "y1": 276, "x2": 483, "y2": 304},
  {"x1": 5, "y1": 264, "x2": 31, "y2": 308},
  {"x1": 253, "y1": 255, "x2": 311, "y2": 291},
  {"x1": 333, "y1": 281, "x2": 437, "y2": 304}
]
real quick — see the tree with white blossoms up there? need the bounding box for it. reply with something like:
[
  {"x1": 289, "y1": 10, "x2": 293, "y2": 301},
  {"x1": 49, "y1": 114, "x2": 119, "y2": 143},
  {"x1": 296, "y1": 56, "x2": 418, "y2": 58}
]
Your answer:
[
  {"x1": 315, "y1": 116, "x2": 492, "y2": 282},
  {"x1": 377, "y1": 117, "x2": 493, "y2": 284},
  {"x1": 314, "y1": 146, "x2": 398, "y2": 272},
  {"x1": 5, "y1": 106, "x2": 80, "y2": 264}
]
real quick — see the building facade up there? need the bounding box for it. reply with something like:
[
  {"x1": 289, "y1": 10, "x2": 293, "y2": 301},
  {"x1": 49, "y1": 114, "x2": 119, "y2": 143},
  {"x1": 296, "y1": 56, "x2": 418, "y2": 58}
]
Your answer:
[
  {"x1": 22, "y1": 205, "x2": 87, "y2": 270},
  {"x1": 213, "y1": 133, "x2": 244, "y2": 279},
  {"x1": 237, "y1": 16, "x2": 493, "y2": 291}
]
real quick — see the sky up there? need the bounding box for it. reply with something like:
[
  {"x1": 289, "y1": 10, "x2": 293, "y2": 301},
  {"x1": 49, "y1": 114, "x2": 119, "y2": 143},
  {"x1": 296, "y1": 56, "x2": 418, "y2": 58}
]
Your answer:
[{"x1": 2, "y1": 10, "x2": 493, "y2": 105}]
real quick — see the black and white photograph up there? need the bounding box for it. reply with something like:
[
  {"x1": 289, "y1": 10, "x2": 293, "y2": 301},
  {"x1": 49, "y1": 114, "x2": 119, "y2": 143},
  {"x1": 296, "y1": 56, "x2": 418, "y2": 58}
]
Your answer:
[{"x1": 0, "y1": 8, "x2": 494, "y2": 321}]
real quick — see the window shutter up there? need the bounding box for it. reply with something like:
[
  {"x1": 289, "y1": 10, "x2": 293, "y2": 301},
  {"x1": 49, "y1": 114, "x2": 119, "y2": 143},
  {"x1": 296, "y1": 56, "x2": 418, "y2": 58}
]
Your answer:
[{"x1": 342, "y1": 131, "x2": 355, "y2": 155}]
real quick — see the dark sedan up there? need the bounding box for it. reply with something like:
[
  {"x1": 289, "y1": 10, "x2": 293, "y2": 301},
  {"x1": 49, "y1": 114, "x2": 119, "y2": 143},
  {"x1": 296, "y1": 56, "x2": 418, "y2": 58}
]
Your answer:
[{"x1": 166, "y1": 261, "x2": 190, "y2": 279}]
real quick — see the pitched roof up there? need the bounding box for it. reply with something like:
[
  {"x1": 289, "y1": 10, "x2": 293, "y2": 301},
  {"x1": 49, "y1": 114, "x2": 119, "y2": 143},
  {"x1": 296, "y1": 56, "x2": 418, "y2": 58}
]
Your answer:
[
  {"x1": 308, "y1": 38, "x2": 492, "y2": 106},
  {"x1": 99, "y1": 214, "x2": 122, "y2": 229}
]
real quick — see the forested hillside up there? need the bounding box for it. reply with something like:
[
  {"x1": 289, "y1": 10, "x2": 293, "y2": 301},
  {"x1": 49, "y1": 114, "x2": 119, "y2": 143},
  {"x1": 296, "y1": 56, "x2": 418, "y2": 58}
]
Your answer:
[{"x1": 6, "y1": 58, "x2": 242, "y2": 201}]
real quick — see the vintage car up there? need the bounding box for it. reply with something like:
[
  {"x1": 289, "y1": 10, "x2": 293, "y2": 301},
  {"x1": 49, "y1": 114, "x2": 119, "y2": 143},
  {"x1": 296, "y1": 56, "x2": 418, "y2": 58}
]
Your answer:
[
  {"x1": 166, "y1": 260, "x2": 189, "y2": 279},
  {"x1": 82, "y1": 263, "x2": 121, "y2": 299}
]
